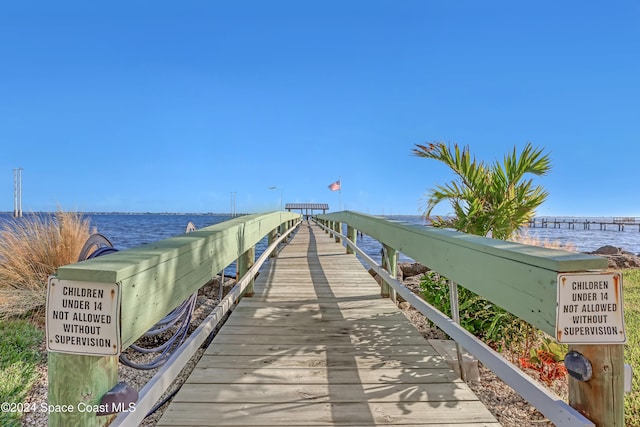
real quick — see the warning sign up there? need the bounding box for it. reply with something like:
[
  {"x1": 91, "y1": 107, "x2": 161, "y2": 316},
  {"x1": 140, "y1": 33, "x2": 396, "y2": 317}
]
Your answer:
[
  {"x1": 46, "y1": 278, "x2": 121, "y2": 355},
  {"x1": 556, "y1": 272, "x2": 626, "y2": 344}
]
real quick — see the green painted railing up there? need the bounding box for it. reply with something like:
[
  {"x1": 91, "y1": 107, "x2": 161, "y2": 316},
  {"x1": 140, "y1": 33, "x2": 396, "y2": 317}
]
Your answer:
[
  {"x1": 47, "y1": 212, "x2": 301, "y2": 426},
  {"x1": 316, "y1": 210, "x2": 623, "y2": 427},
  {"x1": 317, "y1": 211, "x2": 607, "y2": 335}
]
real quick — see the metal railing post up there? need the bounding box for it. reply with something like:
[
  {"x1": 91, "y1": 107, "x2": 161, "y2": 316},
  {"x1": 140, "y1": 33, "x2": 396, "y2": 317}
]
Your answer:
[{"x1": 448, "y1": 280, "x2": 467, "y2": 382}]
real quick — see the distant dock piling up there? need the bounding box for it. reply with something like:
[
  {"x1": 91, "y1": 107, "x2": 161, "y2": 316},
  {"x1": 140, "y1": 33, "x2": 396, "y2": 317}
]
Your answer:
[{"x1": 527, "y1": 217, "x2": 640, "y2": 232}]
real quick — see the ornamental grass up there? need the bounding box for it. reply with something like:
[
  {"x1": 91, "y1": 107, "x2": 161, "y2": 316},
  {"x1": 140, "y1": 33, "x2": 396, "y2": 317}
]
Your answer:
[
  {"x1": 511, "y1": 230, "x2": 577, "y2": 252},
  {"x1": 0, "y1": 211, "x2": 91, "y2": 319}
]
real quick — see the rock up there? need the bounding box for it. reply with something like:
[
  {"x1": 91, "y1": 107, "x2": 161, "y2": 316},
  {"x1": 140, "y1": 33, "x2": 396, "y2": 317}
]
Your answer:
[
  {"x1": 593, "y1": 245, "x2": 622, "y2": 255},
  {"x1": 609, "y1": 254, "x2": 640, "y2": 269},
  {"x1": 588, "y1": 247, "x2": 640, "y2": 269},
  {"x1": 398, "y1": 262, "x2": 430, "y2": 278},
  {"x1": 403, "y1": 274, "x2": 423, "y2": 288},
  {"x1": 368, "y1": 266, "x2": 403, "y2": 282},
  {"x1": 368, "y1": 263, "x2": 429, "y2": 289},
  {"x1": 398, "y1": 301, "x2": 410, "y2": 310}
]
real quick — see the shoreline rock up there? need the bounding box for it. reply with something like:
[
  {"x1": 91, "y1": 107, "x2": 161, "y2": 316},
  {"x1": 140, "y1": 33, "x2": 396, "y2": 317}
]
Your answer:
[{"x1": 588, "y1": 245, "x2": 640, "y2": 269}]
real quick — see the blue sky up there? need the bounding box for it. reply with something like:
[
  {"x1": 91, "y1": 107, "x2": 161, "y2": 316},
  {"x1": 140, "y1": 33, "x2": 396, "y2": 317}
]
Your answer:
[{"x1": 1, "y1": 1, "x2": 638, "y2": 216}]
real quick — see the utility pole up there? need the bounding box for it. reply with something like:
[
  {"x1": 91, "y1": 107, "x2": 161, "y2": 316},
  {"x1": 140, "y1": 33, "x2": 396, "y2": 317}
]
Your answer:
[
  {"x1": 230, "y1": 192, "x2": 237, "y2": 217},
  {"x1": 13, "y1": 168, "x2": 23, "y2": 218}
]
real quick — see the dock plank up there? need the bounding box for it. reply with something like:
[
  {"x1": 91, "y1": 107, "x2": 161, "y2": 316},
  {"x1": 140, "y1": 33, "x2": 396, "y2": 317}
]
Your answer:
[
  {"x1": 158, "y1": 402, "x2": 499, "y2": 426},
  {"x1": 194, "y1": 354, "x2": 448, "y2": 368},
  {"x1": 156, "y1": 223, "x2": 498, "y2": 426},
  {"x1": 171, "y1": 382, "x2": 480, "y2": 403}
]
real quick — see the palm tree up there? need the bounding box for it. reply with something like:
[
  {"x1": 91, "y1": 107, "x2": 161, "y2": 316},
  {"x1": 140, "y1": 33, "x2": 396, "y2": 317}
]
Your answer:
[{"x1": 412, "y1": 142, "x2": 551, "y2": 240}]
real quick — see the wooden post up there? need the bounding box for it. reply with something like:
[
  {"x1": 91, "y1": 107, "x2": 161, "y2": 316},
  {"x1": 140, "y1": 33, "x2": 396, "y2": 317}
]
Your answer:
[
  {"x1": 268, "y1": 228, "x2": 278, "y2": 258},
  {"x1": 346, "y1": 225, "x2": 356, "y2": 254},
  {"x1": 568, "y1": 344, "x2": 625, "y2": 426},
  {"x1": 238, "y1": 246, "x2": 256, "y2": 297},
  {"x1": 48, "y1": 352, "x2": 117, "y2": 426},
  {"x1": 380, "y1": 244, "x2": 397, "y2": 300},
  {"x1": 333, "y1": 221, "x2": 341, "y2": 243}
]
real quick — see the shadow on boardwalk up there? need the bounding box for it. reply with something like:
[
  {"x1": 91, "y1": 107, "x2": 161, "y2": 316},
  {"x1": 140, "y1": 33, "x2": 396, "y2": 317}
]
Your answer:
[{"x1": 156, "y1": 223, "x2": 498, "y2": 426}]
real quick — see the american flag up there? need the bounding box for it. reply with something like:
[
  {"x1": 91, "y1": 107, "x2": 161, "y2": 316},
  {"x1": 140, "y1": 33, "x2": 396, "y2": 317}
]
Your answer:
[{"x1": 328, "y1": 179, "x2": 341, "y2": 191}]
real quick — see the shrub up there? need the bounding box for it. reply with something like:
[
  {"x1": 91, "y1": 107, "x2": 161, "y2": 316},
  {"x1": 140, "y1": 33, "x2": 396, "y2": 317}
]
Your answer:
[
  {"x1": 419, "y1": 270, "x2": 537, "y2": 352},
  {"x1": 519, "y1": 336, "x2": 568, "y2": 385},
  {"x1": 511, "y1": 230, "x2": 577, "y2": 251},
  {"x1": 412, "y1": 142, "x2": 551, "y2": 240},
  {"x1": 0, "y1": 211, "x2": 91, "y2": 319}
]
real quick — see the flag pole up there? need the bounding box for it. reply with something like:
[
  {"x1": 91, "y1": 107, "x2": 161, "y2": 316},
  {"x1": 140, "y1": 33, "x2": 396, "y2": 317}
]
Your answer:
[{"x1": 339, "y1": 176, "x2": 342, "y2": 211}]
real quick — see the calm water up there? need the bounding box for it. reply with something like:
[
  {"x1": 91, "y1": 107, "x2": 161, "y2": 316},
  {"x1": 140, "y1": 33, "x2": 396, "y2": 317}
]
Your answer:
[
  {"x1": 383, "y1": 215, "x2": 640, "y2": 256},
  {"x1": 1, "y1": 214, "x2": 639, "y2": 275}
]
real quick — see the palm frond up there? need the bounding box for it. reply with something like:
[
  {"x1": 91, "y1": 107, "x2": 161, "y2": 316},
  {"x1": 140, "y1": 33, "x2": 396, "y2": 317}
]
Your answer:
[{"x1": 414, "y1": 141, "x2": 551, "y2": 239}]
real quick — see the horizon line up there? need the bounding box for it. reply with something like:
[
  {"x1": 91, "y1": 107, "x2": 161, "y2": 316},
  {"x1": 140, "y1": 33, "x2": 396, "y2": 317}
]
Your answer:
[{"x1": 1, "y1": 211, "x2": 639, "y2": 219}]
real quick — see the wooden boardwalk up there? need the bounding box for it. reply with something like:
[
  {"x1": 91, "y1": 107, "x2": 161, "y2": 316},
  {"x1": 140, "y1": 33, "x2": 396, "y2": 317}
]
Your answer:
[{"x1": 157, "y1": 223, "x2": 499, "y2": 426}]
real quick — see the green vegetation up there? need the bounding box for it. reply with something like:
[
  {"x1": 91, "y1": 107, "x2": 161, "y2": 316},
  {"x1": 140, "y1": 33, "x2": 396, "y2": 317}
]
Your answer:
[
  {"x1": 520, "y1": 336, "x2": 568, "y2": 385},
  {"x1": 0, "y1": 319, "x2": 44, "y2": 427},
  {"x1": 422, "y1": 267, "x2": 640, "y2": 423},
  {"x1": 414, "y1": 142, "x2": 552, "y2": 352},
  {"x1": 419, "y1": 271, "x2": 538, "y2": 353},
  {"x1": 412, "y1": 141, "x2": 551, "y2": 240},
  {"x1": 623, "y1": 269, "x2": 640, "y2": 426}
]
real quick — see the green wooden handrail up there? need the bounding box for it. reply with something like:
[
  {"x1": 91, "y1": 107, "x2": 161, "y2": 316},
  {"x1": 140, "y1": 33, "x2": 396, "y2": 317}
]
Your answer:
[
  {"x1": 316, "y1": 210, "x2": 607, "y2": 337},
  {"x1": 47, "y1": 211, "x2": 301, "y2": 426},
  {"x1": 316, "y1": 210, "x2": 626, "y2": 427}
]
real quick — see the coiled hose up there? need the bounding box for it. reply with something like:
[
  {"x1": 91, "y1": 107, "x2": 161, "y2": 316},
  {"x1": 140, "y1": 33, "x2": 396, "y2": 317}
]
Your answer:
[
  {"x1": 77, "y1": 223, "x2": 208, "y2": 417},
  {"x1": 78, "y1": 228, "x2": 198, "y2": 370}
]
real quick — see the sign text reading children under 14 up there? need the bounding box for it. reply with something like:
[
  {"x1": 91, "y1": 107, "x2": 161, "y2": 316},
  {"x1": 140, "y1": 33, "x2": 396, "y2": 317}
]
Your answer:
[
  {"x1": 46, "y1": 278, "x2": 121, "y2": 356},
  {"x1": 556, "y1": 272, "x2": 626, "y2": 344}
]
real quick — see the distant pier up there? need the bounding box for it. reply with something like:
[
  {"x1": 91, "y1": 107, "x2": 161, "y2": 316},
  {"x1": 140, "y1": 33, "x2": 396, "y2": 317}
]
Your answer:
[{"x1": 528, "y1": 217, "x2": 640, "y2": 232}]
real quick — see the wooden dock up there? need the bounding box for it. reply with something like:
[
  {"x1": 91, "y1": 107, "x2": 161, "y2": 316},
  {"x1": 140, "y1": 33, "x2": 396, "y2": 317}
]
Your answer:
[
  {"x1": 156, "y1": 223, "x2": 499, "y2": 426},
  {"x1": 528, "y1": 216, "x2": 640, "y2": 231}
]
